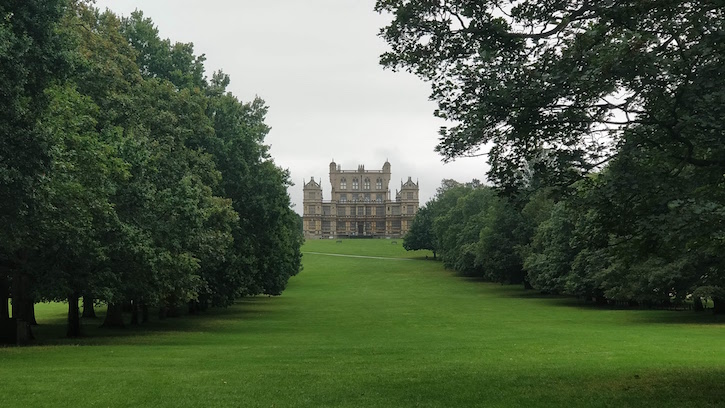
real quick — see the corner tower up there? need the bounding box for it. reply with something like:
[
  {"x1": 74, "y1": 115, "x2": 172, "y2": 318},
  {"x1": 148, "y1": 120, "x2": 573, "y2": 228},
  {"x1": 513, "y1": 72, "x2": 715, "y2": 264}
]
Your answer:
[{"x1": 302, "y1": 177, "x2": 323, "y2": 238}]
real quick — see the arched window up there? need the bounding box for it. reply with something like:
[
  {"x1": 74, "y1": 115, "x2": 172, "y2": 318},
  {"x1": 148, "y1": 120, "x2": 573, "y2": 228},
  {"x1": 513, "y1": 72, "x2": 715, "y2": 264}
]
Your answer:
[
  {"x1": 364, "y1": 178, "x2": 371, "y2": 190},
  {"x1": 340, "y1": 178, "x2": 347, "y2": 190},
  {"x1": 352, "y1": 178, "x2": 359, "y2": 190},
  {"x1": 376, "y1": 178, "x2": 382, "y2": 190}
]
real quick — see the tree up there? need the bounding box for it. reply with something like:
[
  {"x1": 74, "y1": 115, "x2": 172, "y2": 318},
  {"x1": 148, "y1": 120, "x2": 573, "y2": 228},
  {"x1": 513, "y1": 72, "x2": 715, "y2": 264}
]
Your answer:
[
  {"x1": 33, "y1": 83, "x2": 126, "y2": 337},
  {"x1": 524, "y1": 202, "x2": 578, "y2": 295},
  {"x1": 203, "y1": 78, "x2": 301, "y2": 299},
  {"x1": 376, "y1": 0, "x2": 725, "y2": 189},
  {"x1": 0, "y1": 0, "x2": 71, "y2": 343},
  {"x1": 403, "y1": 206, "x2": 437, "y2": 259},
  {"x1": 475, "y1": 196, "x2": 530, "y2": 284},
  {"x1": 580, "y1": 139, "x2": 725, "y2": 310}
]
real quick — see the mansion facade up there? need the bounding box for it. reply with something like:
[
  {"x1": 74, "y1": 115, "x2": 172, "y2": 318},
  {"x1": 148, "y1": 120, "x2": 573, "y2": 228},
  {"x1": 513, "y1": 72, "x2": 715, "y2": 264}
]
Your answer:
[{"x1": 303, "y1": 161, "x2": 419, "y2": 239}]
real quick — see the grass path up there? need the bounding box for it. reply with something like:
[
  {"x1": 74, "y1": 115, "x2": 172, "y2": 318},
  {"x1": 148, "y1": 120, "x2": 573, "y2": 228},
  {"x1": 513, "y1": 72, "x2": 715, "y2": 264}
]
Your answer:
[
  {"x1": 302, "y1": 251, "x2": 415, "y2": 260},
  {"x1": 1, "y1": 239, "x2": 724, "y2": 407}
]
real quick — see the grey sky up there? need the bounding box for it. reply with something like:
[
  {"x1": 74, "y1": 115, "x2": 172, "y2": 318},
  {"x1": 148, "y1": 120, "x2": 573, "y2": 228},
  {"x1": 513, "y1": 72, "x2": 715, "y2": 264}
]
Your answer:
[{"x1": 95, "y1": 0, "x2": 489, "y2": 213}]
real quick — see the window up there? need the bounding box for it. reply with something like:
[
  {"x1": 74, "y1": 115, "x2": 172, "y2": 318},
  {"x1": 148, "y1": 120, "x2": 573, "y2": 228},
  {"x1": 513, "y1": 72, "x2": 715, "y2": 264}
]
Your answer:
[
  {"x1": 307, "y1": 205, "x2": 315, "y2": 214},
  {"x1": 407, "y1": 192, "x2": 414, "y2": 200},
  {"x1": 357, "y1": 206, "x2": 364, "y2": 216},
  {"x1": 366, "y1": 206, "x2": 372, "y2": 216},
  {"x1": 322, "y1": 206, "x2": 331, "y2": 215},
  {"x1": 352, "y1": 178, "x2": 359, "y2": 190},
  {"x1": 340, "y1": 178, "x2": 347, "y2": 190},
  {"x1": 337, "y1": 221, "x2": 346, "y2": 231},
  {"x1": 307, "y1": 191, "x2": 316, "y2": 199},
  {"x1": 340, "y1": 194, "x2": 347, "y2": 203},
  {"x1": 337, "y1": 207, "x2": 346, "y2": 216},
  {"x1": 364, "y1": 178, "x2": 370, "y2": 190},
  {"x1": 376, "y1": 193, "x2": 383, "y2": 202},
  {"x1": 376, "y1": 178, "x2": 382, "y2": 190},
  {"x1": 352, "y1": 193, "x2": 359, "y2": 202},
  {"x1": 308, "y1": 220, "x2": 316, "y2": 230},
  {"x1": 322, "y1": 221, "x2": 331, "y2": 231},
  {"x1": 364, "y1": 193, "x2": 371, "y2": 202},
  {"x1": 376, "y1": 206, "x2": 384, "y2": 215},
  {"x1": 391, "y1": 206, "x2": 401, "y2": 215},
  {"x1": 376, "y1": 221, "x2": 385, "y2": 231},
  {"x1": 407, "y1": 205, "x2": 414, "y2": 214},
  {"x1": 392, "y1": 220, "x2": 401, "y2": 229}
]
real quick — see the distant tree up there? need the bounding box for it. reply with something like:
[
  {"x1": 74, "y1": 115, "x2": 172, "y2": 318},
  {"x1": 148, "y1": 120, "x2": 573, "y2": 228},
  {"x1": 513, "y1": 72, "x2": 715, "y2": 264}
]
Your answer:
[
  {"x1": 434, "y1": 186, "x2": 495, "y2": 276},
  {"x1": 403, "y1": 206, "x2": 437, "y2": 259}
]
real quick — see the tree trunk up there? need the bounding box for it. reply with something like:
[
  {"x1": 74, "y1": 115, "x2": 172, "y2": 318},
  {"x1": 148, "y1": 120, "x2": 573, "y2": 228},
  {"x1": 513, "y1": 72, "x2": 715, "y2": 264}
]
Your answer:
[
  {"x1": 101, "y1": 303, "x2": 125, "y2": 328},
  {"x1": 158, "y1": 305, "x2": 168, "y2": 320},
  {"x1": 141, "y1": 301, "x2": 149, "y2": 323},
  {"x1": 167, "y1": 302, "x2": 180, "y2": 318},
  {"x1": 713, "y1": 297, "x2": 725, "y2": 315},
  {"x1": 188, "y1": 300, "x2": 197, "y2": 315},
  {"x1": 67, "y1": 293, "x2": 81, "y2": 337},
  {"x1": 82, "y1": 295, "x2": 96, "y2": 318},
  {"x1": 26, "y1": 299, "x2": 37, "y2": 325},
  {"x1": 693, "y1": 297, "x2": 704, "y2": 312},
  {"x1": 130, "y1": 301, "x2": 139, "y2": 326},
  {"x1": 0, "y1": 274, "x2": 9, "y2": 320},
  {"x1": 432, "y1": 251, "x2": 437, "y2": 260},
  {"x1": 11, "y1": 271, "x2": 33, "y2": 344}
]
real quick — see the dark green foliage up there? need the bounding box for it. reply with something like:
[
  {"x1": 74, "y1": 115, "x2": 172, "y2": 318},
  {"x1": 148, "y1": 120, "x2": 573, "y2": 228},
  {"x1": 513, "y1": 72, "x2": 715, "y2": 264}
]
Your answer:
[
  {"x1": 376, "y1": 0, "x2": 725, "y2": 190},
  {"x1": 405, "y1": 181, "x2": 530, "y2": 284},
  {"x1": 380, "y1": 1, "x2": 725, "y2": 311},
  {"x1": 403, "y1": 206, "x2": 437, "y2": 258},
  {"x1": 524, "y1": 202, "x2": 578, "y2": 294},
  {"x1": 0, "y1": 0, "x2": 72, "y2": 342},
  {"x1": 1, "y1": 1, "x2": 302, "y2": 342}
]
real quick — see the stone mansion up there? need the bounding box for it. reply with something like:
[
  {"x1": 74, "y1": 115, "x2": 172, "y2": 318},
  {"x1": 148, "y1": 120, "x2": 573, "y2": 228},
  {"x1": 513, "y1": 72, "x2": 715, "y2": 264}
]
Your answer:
[{"x1": 303, "y1": 161, "x2": 419, "y2": 239}]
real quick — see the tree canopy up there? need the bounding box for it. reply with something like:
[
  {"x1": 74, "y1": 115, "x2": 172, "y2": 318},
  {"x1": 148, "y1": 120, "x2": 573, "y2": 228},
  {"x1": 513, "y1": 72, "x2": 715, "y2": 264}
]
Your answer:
[{"x1": 376, "y1": 0, "x2": 725, "y2": 190}]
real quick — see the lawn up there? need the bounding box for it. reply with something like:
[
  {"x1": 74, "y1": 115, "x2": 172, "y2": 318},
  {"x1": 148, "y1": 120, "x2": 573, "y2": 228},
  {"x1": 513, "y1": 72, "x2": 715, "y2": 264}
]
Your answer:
[{"x1": 1, "y1": 239, "x2": 723, "y2": 407}]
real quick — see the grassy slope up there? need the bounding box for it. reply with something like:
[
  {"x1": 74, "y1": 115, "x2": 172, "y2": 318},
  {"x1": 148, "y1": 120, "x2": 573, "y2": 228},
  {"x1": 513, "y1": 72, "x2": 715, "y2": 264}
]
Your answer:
[{"x1": 1, "y1": 239, "x2": 723, "y2": 407}]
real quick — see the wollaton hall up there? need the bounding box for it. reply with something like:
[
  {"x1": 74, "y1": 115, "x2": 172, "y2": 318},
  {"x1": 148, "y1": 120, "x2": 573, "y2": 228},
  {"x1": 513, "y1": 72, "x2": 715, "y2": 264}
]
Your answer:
[{"x1": 303, "y1": 161, "x2": 419, "y2": 239}]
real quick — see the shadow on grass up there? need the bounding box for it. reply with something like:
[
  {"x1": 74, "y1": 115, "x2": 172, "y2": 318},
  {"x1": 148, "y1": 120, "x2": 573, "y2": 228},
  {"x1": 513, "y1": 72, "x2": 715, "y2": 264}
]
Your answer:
[
  {"x1": 30, "y1": 296, "x2": 282, "y2": 346},
  {"x1": 344, "y1": 364, "x2": 725, "y2": 408},
  {"x1": 420, "y1": 269, "x2": 725, "y2": 326},
  {"x1": 408, "y1": 256, "x2": 438, "y2": 261},
  {"x1": 501, "y1": 285, "x2": 725, "y2": 325}
]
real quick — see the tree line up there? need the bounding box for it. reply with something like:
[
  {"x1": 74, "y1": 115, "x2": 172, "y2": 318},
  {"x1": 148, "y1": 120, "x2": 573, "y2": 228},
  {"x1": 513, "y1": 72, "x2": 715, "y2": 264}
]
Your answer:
[
  {"x1": 406, "y1": 173, "x2": 724, "y2": 312},
  {"x1": 1, "y1": 0, "x2": 302, "y2": 343},
  {"x1": 385, "y1": 0, "x2": 725, "y2": 313}
]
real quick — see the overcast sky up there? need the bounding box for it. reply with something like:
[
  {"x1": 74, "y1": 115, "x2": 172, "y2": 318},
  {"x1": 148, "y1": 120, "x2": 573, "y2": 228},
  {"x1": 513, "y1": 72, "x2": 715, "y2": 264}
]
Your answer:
[{"x1": 95, "y1": 0, "x2": 489, "y2": 213}]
